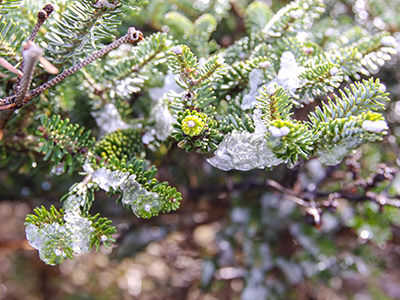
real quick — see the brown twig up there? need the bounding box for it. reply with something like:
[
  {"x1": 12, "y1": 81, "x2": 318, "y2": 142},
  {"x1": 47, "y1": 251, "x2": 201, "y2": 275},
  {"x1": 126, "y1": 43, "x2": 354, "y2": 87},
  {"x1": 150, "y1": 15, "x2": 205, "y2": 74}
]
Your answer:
[{"x1": 0, "y1": 27, "x2": 144, "y2": 110}]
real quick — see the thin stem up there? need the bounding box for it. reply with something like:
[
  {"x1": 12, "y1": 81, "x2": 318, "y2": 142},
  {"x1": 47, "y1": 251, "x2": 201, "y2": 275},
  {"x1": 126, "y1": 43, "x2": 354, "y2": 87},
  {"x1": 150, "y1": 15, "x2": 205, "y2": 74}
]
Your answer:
[
  {"x1": 266, "y1": 179, "x2": 310, "y2": 207},
  {"x1": 16, "y1": 4, "x2": 54, "y2": 93},
  {"x1": 29, "y1": 5, "x2": 54, "y2": 42}
]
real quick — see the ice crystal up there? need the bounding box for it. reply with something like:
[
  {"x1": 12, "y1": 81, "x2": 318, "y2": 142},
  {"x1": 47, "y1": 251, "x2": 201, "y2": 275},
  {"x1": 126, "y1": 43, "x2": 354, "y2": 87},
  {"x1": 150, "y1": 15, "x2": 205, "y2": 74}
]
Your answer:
[
  {"x1": 85, "y1": 163, "x2": 161, "y2": 218},
  {"x1": 148, "y1": 100, "x2": 175, "y2": 141},
  {"x1": 241, "y1": 69, "x2": 264, "y2": 110},
  {"x1": 258, "y1": 61, "x2": 270, "y2": 69},
  {"x1": 120, "y1": 175, "x2": 161, "y2": 217},
  {"x1": 207, "y1": 110, "x2": 283, "y2": 171},
  {"x1": 25, "y1": 218, "x2": 94, "y2": 265},
  {"x1": 330, "y1": 66, "x2": 339, "y2": 76},
  {"x1": 171, "y1": 45, "x2": 183, "y2": 55},
  {"x1": 91, "y1": 103, "x2": 132, "y2": 136},
  {"x1": 266, "y1": 51, "x2": 304, "y2": 95},
  {"x1": 381, "y1": 35, "x2": 397, "y2": 47},
  {"x1": 144, "y1": 74, "x2": 182, "y2": 144},
  {"x1": 51, "y1": 162, "x2": 65, "y2": 175},
  {"x1": 269, "y1": 126, "x2": 290, "y2": 137},
  {"x1": 91, "y1": 167, "x2": 130, "y2": 192},
  {"x1": 63, "y1": 193, "x2": 85, "y2": 216},
  {"x1": 361, "y1": 120, "x2": 388, "y2": 133},
  {"x1": 93, "y1": 0, "x2": 117, "y2": 9},
  {"x1": 318, "y1": 139, "x2": 361, "y2": 166}
]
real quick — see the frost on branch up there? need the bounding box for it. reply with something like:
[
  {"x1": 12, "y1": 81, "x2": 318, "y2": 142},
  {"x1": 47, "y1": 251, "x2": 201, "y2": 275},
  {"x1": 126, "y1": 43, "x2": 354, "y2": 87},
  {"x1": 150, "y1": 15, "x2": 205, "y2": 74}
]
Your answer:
[
  {"x1": 207, "y1": 110, "x2": 283, "y2": 171},
  {"x1": 361, "y1": 120, "x2": 388, "y2": 133},
  {"x1": 25, "y1": 195, "x2": 94, "y2": 266},
  {"x1": 266, "y1": 51, "x2": 304, "y2": 96},
  {"x1": 120, "y1": 176, "x2": 162, "y2": 218},
  {"x1": 91, "y1": 103, "x2": 133, "y2": 136},
  {"x1": 241, "y1": 69, "x2": 264, "y2": 110},
  {"x1": 91, "y1": 167, "x2": 129, "y2": 192},
  {"x1": 142, "y1": 74, "x2": 182, "y2": 144},
  {"x1": 89, "y1": 166, "x2": 162, "y2": 218},
  {"x1": 317, "y1": 139, "x2": 362, "y2": 166}
]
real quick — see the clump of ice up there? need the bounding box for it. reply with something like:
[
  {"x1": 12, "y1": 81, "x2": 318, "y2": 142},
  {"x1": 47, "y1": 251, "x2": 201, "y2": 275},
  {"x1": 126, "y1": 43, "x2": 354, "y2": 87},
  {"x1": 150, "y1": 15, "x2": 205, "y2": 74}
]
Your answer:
[
  {"x1": 93, "y1": 0, "x2": 118, "y2": 9},
  {"x1": 269, "y1": 126, "x2": 290, "y2": 137},
  {"x1": 265, "y1": 51, "x2": 304, "y2": 95},
  {"x1": 91, "y1": 103, "x2": 132, "y2": 136},
  {"x1": 143, "y1": 74, "x2": 183, "y2": 144},
  {"x1": 170, "y1": 45, "x2": 183, "y2": 55},
  {"x1": 207, "y1": 109, "x2": 283, "y2": 171},
  {"x1": 25, "y1": 216, "x2": 94, "y2": 265},
  {"x1": 86, "y1": 164, "x2": 162, "y2": 217},
  {"x1": 361, "y1": 120, "x2": 388, "y2": 133},
  {"x1": 381, "y1": 35, "x2": 397, "y2": 47},
  {"x1": 120, "y1": 175, "x2": 162, "y2": 217},
  {"x1": 241, "y1": 69, "x2": 264, "y2": 110},
  {"x1": 149, "y1": 100, "x2": 175, "y2": 141},
  {"x1": 149, "y1": 73, "x2": 182, "y2": 102},
  {"x1": 51, "y1": 162, "x2": 65, "y2": 175},
  {"x1": 318, "y1": 139, "x2": 361, "y2": 166},
  {"x1": 91, "y1": 167, "x2": 130, "y2": 192}
]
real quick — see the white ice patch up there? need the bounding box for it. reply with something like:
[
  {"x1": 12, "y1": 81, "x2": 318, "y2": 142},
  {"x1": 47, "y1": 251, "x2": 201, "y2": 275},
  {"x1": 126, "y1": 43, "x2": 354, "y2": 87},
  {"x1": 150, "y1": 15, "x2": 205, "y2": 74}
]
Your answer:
[
  {"x1": 318, "y1": 139, "x2": 361, "y2": 166},
  {"x1": 265, "y1": 51, "x2": 304, "y2": 95},
  {"x1": 149, "y1": 73, "x2": 182, "y2": 102},
  {"x1": 241, "y1": 69, "x2": 264, "y2": 110},
  {"x1": 144, "y1": 74, "x2": 183, "y2": 144},
  {"x1": 87, "y1": 165, "x2": 161, "y2": 217},
  {"x1": 91, "y1": 167, "x2": 131, "y2": 192},
  {"x1": 149, "y1": 100, "x2": 175, "y2": 141},
  {"x1": 25, "y1": 216, "x2": 94, "y2": 265},
  {"x1": 361, "y1": 120, "x2": 388, "y2": 133},
  {"x1": 207, "y1": 109, "x2": 283, "y2": 171},
  {"x1": 269, "y1": 126, "x2": 290, "y2": 137},
  {"x1": 91, "y1": 103, "x2": 132, "y2": 136},
  {"x1": 120, "y1": 175, "x2": 161, "y2": 217}
]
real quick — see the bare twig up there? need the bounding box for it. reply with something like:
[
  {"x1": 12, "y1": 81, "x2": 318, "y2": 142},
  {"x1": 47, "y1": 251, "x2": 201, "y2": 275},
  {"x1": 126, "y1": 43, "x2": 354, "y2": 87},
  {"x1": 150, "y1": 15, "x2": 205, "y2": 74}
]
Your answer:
[{"x1": 0, "y1": 27, "x2": 144, "y2": 110}]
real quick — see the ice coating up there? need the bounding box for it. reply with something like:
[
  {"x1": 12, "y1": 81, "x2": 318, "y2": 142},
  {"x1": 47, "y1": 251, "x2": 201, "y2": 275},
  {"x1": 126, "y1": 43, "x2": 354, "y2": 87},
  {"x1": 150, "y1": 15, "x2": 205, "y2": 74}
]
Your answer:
[
  {"x1": 318, "y1": 139, "x2": 361, "y2": 166},
  {"x1": 241, "y1": 69, "x2": 264, "y2": 110},
  {"x1": 91, "y1": 167, "x2": 131, "y2": 192},
  {"x1": 91, "y1": 103, "x2": 132, "y2": 136},
  {"x1": 361, "y1": 120, "x2": 388, "y2": 133},
  {"x1": 207, "y1": 109, "x2": 283, "y2": 171},
  {"x1": 88, "y1": 165, "x2": 161, "y2": 217},
  {"x1": 144, "y1": 73, "x2": 183, "y2": 144},
  {"x1": 148, "y1": 73, "x2": 182, "y2": 101},
  {"x1": 149, "y1": 100, "x2": 175, "y2": 141},
  {"x1": 265, "y1": 51, "x2": 304, "y2": 95},
  {"x1": 269, "y1": 126, "x2": 290, "y2": 137},
  {"x1": 120, "y1": 175, "x2": 161, "y2": 217},
  {"x1": 25, "y1": 218, "x2": 94, "y2": 265}
]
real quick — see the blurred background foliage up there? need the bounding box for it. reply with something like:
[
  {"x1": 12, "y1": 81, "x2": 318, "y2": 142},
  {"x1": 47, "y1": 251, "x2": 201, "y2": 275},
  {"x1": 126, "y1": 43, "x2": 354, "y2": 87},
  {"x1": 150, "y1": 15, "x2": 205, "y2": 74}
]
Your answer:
[{"x1": 1, "y1": 0, "x2": 400, "y2": 299}]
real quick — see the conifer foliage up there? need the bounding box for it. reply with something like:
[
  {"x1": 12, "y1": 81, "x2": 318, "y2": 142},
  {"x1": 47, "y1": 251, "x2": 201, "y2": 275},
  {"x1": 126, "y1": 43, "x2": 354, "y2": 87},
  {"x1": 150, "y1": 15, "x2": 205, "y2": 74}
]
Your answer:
[{"x1": 0, "y1": 0, "x2": 397, "y2": 266}]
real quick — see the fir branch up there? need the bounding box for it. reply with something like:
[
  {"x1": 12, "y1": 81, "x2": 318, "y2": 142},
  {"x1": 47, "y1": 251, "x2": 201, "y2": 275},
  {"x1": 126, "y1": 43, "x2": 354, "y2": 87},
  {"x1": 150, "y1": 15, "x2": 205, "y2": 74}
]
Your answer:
[
  {"x1": 262, "y1": 0, "x2": 325, "y2": 39},
  {"x1": 309, "y1": 78, "x2": 389, "y2": 123},
  {"x1": 257, "y1": 86, "x2": 293, "y2": 122}
]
